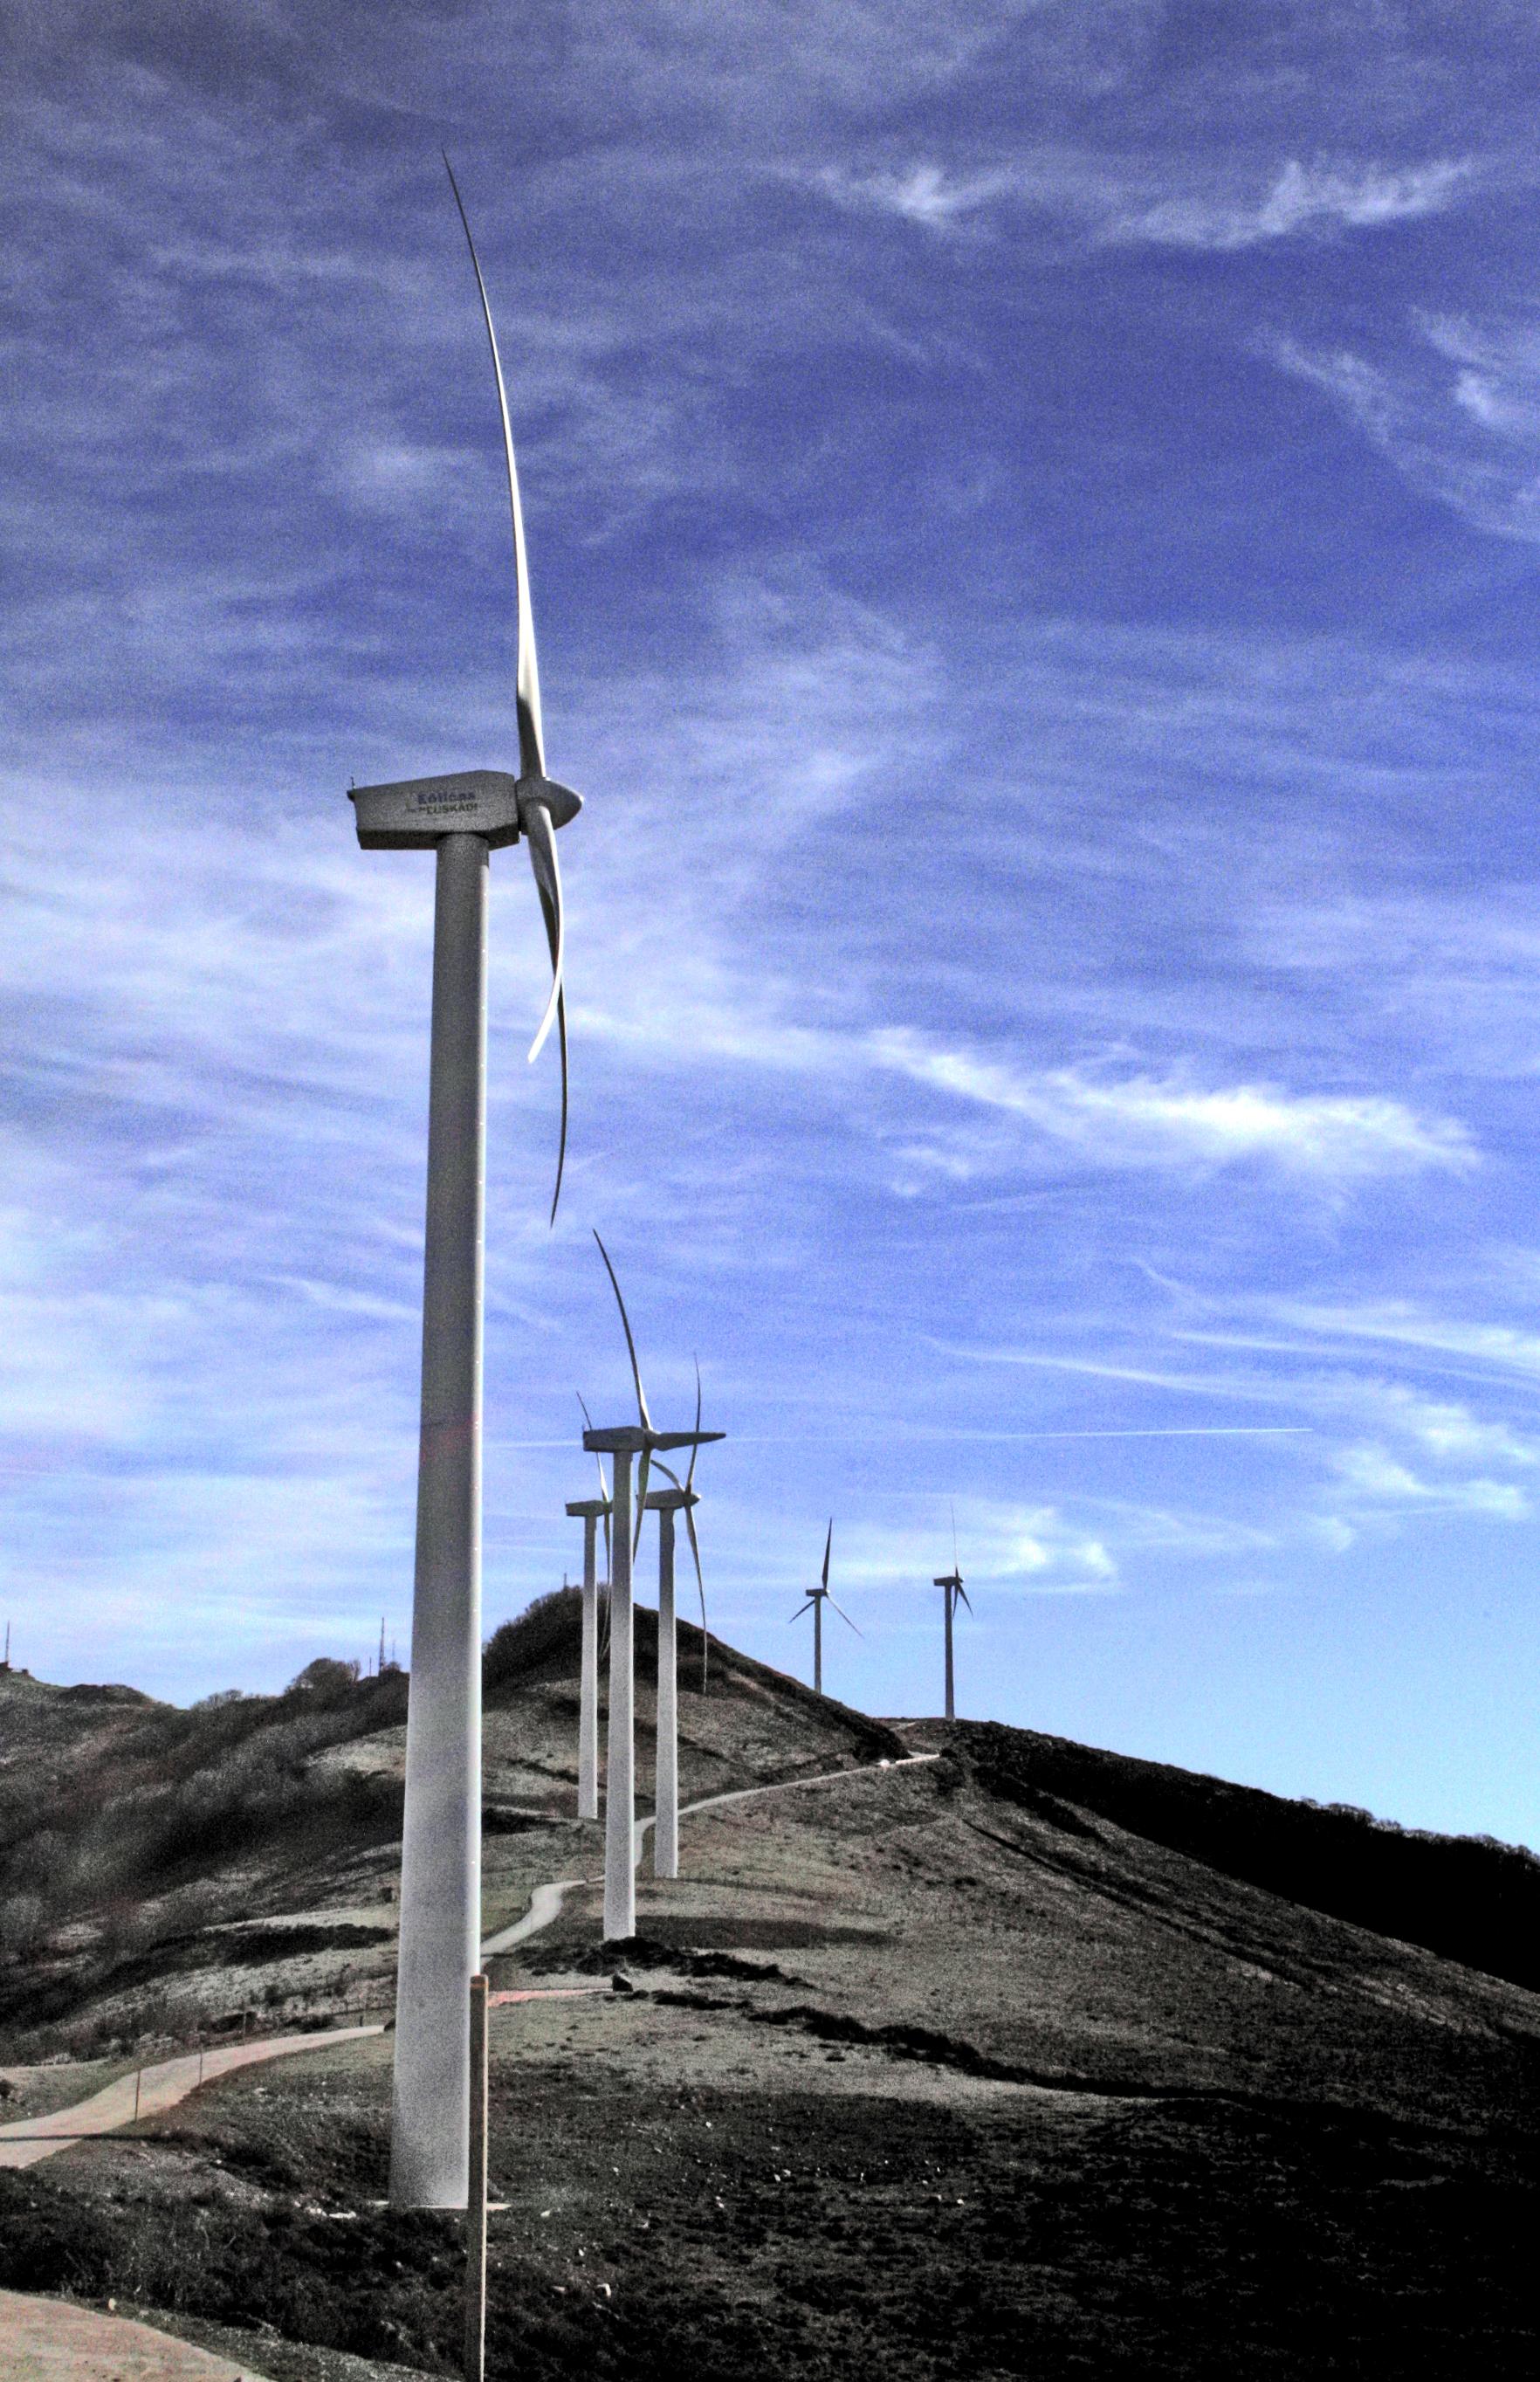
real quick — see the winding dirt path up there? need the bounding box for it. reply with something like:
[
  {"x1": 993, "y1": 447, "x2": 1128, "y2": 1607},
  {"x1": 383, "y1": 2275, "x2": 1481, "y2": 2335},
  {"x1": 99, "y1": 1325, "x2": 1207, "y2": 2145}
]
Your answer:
[{"x1": 479, "y1": 1751, "x2": 938, "y2": 1959}]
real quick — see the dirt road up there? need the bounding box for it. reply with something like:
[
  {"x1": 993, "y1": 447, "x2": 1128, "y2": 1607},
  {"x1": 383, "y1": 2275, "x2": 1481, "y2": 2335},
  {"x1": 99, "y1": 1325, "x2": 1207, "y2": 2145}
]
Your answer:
[
  {"x1": 0, "y1": 2287, "x2": 275, "y2": 2380},
  {"x1": 0, "y1": 2027, "x2": 383, "y2": 2172},
  {"x1": 479, "y1": 1751, "x2": 938, "y2": 1958}
]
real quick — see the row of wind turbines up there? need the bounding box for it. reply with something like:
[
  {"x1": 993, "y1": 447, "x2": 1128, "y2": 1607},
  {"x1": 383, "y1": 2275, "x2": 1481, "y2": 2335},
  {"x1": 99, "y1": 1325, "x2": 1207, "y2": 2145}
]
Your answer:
[{"x1": 564, "y1": 1259, "x2": 977, "y2": 1904}]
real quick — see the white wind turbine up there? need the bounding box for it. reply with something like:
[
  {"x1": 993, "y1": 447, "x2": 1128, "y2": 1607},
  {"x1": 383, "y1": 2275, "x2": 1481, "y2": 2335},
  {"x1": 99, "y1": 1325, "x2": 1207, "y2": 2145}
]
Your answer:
[
  {"x1": 567, "y1": 1401, "x2": 613, "y2": 1823},
  {"x1": 348, "y1": 158, "x2": 581, "y2": 2211},
  {"x1": 644, "y1": 1363, "x2": 715, "y2": 1880},
  {"x1": 933, "y1": 1508, "x2": 973, "y2": 1724},
  {"x1": 584, "y1": 1235, "x2": 721, "y2": 1940},
  {"x1": 791, "y1": 1520, "x2": 860, "y2": 1697}
]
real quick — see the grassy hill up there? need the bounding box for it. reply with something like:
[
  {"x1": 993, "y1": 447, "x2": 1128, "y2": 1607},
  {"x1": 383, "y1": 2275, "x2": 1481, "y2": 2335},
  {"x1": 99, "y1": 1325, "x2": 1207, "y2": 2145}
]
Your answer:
[{"x1": 1, "y1": 1596, "x2": 1537, "y2": 2378}]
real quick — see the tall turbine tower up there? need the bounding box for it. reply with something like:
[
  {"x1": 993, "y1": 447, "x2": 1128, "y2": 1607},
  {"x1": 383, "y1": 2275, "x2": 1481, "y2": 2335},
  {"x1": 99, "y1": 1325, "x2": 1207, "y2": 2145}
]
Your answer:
[
  {"x1": 349, "y1": 161, "x2": 581, "y2": 2211},
  {"x1": 585, "y1": 1235, "x2": 721, "y2": 1941},
  {"x1": 645, "y1": 1377, "x2": 714, "y2": 1879},
  {"x1": 933, "y1": 1513, "x2": 972, "y2": 1724},
  {"x1": 566, "y1": 1483, "x2": 609, "y2": 1821},
  {"x1": 790, "y1": 1521, "x2": 859, "y2": 1696},
  {"x1": 642, "y1": 1478, "x2": 695, "y2": 1880}
]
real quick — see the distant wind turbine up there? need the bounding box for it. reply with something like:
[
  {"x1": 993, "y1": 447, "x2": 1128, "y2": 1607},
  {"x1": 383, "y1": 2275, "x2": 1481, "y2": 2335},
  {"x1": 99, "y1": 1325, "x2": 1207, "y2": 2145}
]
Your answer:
[
  {"x1": 347, "y1": 157, "x2": 582, "y2": 2213},
  {"x1": 585, "y1": 1234, "x2": 722, "y2": 1939},
  {"x1": 791, "y1": 1521, "x2": 860, "y2": 1697},
  {"x1": 933, "y1": 1509, "x2": 972, "y2": 1724}
]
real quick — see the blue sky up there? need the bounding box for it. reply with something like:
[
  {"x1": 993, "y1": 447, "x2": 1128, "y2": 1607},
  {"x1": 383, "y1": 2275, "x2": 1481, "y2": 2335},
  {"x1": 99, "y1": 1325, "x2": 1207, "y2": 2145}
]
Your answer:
[{"x1": 5, "y1": 3, "x2": 1540, "y2": 1846}]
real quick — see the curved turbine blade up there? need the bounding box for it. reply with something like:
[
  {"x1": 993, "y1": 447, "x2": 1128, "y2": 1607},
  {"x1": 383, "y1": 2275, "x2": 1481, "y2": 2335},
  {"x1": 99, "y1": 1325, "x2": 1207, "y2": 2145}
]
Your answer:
[
  {"x1": 592, "y1": 1230, "x2": 652, "y2": 1430},
  {"x1": 577, "y1": 1390, "x2": 612, "y2": 1538},
  {"x1": 956, "y1": 1583, "x2": 973, "y2": 1614},
  {"x1": 952, "y1": 1500, "x2": 959, "y2": 1574},
  {"x1": 520, "y1": 802, "x2": 569, "y2": 1224},
  {"x1": 522, "y1": 797, "x2": 566, "y2": 1064},
  {"x1": 682, "y1": 1500, "x2": 708, "y2": 1693},
  {"x1": 789, "y1": 1601, "x2": 815, "y2": 1622},
  {"x1": 828, "y1": 1597, "x2": 863, "y2": 1636},
  {"x1": 633, "y1": 1446, "x2": 651, "y2": 1556},
  {"x1": 821, "y1": 1519, "x2": 832, "y2": 1592},
  {"x1": 443, "y1": 153, "x2": 545, "y2": 781},
  {"x1": 684, "y1": 1357, "x2": 703, "y2": 1494}
]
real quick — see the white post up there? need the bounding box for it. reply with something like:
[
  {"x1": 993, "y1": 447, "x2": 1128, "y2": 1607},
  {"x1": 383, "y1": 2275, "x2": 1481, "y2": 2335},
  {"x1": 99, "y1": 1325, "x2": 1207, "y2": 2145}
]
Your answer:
[
  {"x1": 602, "y1": 1451, "x2": 636, "y2": 1941},
  {"x1": 578, "y1": 1513, "x2": 600, "y2": 1822},
  {"x1": 391, "y1": 832, "x2": 487, "y2": 2210},
  {"x1": 654, "y1": 1506, "x2": 677, "y2": 1880},
  {"x1": 945, "y1": 1587, "x2": 955, "y2": 1723},
  {"x1": 464, "y1": 1972, "x2": 489, "y2": 2382}
]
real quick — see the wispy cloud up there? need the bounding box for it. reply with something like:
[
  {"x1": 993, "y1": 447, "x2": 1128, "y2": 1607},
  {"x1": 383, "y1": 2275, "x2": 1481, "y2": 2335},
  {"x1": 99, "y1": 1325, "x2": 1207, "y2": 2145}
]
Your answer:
[
  {"x1": 1116, "y1": 156, "x2": 1473, "y2": 250},
  {"x1": 810, "y1": 149, "x2": 1475, "y2": 248},
  {"x1": 869, "y1": 1036, "x2": 1475, "y2": 1181},
  {"x1": 1275, "y1": 311, "x2": 1540, "y2": 543},
  {"x1": 836, "y1": 1502, "x2": 1118, "y2": 1594}
]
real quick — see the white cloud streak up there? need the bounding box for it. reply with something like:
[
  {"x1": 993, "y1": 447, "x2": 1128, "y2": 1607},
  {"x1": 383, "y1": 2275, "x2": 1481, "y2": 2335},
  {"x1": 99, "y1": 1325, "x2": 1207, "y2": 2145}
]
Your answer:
[{"x1": 869, "y1": 1035, "x2": 1474, "y2": 1181}]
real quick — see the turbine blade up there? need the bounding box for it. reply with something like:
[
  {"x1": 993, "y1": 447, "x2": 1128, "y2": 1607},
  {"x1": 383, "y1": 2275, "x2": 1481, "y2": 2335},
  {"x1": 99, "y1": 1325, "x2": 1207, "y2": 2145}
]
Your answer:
[
  {"x1": 952, "y1": 1500, "x2": 959, "y2": 1574},
  {"x1": 821, "y1": 1518, "x2": 832, "y2": 1592},
  {"x1": 789, "y1": 1601, "x2": 814, "y2": 1622},
  {"x1": 522, "y1": 797, "x2": 566, "y2": 1064},
  {"x1": 684, "y1": 1356, "x2": 703, "y2": 1493},
  {"x1": 593, "y1": 1229, "x2": 652, "y2": 1429},
  {"x1": 578, "y1": 1391, "x2": 611, "y2": 1521},
  {"x1": 829, "y1": 1597, "x2": 863, "y2": 1636},
  {"x1": 633, "y1": 1445, "x2": 651, "y2": 1552},
  {"x1": 443, "y1": 153, "x2": 545, "y2": 781},
  {"x1": 957, "y1": 1584, "x2": 973, "y2": 1614},
  {"x1": 683, "y1": 1502, "x2": 708, "y2": 1690}
]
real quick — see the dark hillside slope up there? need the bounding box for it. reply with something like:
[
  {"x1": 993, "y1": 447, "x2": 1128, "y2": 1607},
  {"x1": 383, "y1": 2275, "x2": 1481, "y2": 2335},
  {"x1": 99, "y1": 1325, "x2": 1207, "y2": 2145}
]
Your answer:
[
  {"x1": 3, "y1": 1611, "x2": 1539, "y2": 2377},
  {"x1": 918, "y1": 1717, "x2": 1540, "y2": 1994}
]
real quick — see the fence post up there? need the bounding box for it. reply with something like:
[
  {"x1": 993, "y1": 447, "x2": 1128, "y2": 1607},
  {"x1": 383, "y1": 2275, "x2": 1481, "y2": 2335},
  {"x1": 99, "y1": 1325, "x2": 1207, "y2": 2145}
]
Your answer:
[{"x1": 464, "y1": 1972, "x2": 489, "y2": 2382}]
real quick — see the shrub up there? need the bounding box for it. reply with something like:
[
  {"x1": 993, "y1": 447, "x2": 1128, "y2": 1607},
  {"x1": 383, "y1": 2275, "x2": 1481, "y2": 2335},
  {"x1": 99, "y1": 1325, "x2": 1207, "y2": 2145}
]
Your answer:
[{"x1": 483, "y1": 1587, "x2": 581, "y2": 1692}]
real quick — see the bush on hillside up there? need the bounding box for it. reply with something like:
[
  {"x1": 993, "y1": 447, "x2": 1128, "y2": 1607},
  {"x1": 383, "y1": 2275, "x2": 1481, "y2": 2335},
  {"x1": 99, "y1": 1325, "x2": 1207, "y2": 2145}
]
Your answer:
[
  {"x1": 483, "y1": 1587, "x2": 581, "y2": 1691},
  {"x1": 285, "y1": 1658, "x2": 361, "y2": 1700}
]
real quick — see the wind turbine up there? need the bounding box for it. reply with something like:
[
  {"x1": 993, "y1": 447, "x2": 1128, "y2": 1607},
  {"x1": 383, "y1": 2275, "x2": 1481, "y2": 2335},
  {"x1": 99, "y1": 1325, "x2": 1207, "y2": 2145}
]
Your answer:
[
  {"x1": 567, "y1": 1413, "x2": 611, "y2": 1823},
  {"x1": 933, "y1": 1511, "x2": 973, "y2": 1724},
  {"x1": 791, "y1": 1521, "x2": 860, "y2": 1697},
  {"x1": 584, "y1": 1235, "x2": 722, "y2": 1940},
  {"x1": 348, "y1": 158, "x2": 581, "y2": 2212},
  {"x1": 644, "y1": 1363, "x2": 714, "y2": 1881}
]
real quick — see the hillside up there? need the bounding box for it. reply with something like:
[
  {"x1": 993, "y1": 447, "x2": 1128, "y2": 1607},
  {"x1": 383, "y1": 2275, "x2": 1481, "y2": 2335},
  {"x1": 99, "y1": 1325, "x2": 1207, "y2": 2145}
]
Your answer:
[{"x1": 1, "y1": 1597, "x2": 1537, "y2": 2377}]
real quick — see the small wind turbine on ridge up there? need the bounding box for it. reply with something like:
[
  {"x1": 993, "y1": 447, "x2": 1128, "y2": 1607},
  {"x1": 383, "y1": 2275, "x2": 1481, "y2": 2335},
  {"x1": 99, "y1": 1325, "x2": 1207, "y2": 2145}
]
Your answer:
[
  {"x1": 790, "y1": 1521, "x2": 860, "y2": 1697},
  {"x1": 934, "y1": 1505, "x2": 973, "y2": 1724}
]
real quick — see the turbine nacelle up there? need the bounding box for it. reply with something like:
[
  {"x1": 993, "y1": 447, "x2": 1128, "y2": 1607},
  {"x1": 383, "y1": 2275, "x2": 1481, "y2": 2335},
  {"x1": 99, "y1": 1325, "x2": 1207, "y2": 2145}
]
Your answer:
[
  {"x1": 349, "y1": 768, "x2": 582, "y2": 853},
  {"x1": 582, "y1": 1424, "x2": 720, "y2": 1456}
]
